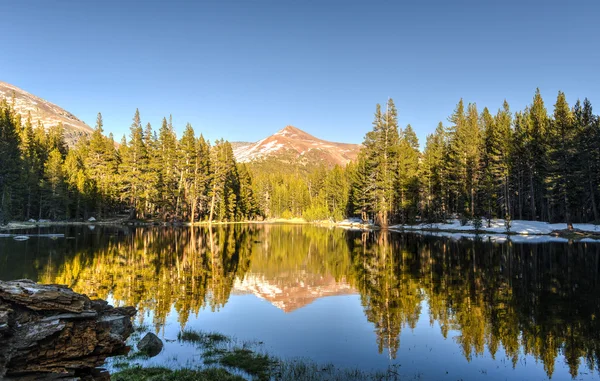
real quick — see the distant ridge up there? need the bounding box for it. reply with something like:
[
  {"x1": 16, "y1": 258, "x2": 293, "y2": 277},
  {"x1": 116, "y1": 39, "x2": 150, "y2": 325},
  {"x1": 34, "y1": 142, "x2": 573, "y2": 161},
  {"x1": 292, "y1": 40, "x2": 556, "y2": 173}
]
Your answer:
[
  {"x1": 0, "y1": 81, "x2": 94, "y2": 146},
  {"x1": 233, "y1": 125, "x2": 361, "y2": 167}
]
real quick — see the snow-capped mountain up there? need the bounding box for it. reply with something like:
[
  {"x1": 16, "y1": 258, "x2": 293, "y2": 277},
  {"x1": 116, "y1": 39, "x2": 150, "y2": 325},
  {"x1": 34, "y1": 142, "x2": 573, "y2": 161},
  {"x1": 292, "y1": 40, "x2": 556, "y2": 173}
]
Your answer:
[
  {"x1": 234, "y1": 272, "x2": 355, "y2": 313},
  {"x1": 233, "y1": 125, "x2": 361, "y2": 167},
  {"x1": 0, "y1": 81, "x2": 93, "y2": 146}
]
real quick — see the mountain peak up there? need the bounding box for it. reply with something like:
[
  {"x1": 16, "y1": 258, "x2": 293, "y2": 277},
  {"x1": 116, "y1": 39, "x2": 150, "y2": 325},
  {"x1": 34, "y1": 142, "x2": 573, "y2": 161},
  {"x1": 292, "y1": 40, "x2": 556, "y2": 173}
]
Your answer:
[
  {"x1": 275, "y1": 125, "x2": 306, "y2": 136},
  {"x1": 233, "y1": 125, "x2": 361, "y2": 166},
  {"x1": 0, "y1": 81, "x2": 93, "y2": 146}
]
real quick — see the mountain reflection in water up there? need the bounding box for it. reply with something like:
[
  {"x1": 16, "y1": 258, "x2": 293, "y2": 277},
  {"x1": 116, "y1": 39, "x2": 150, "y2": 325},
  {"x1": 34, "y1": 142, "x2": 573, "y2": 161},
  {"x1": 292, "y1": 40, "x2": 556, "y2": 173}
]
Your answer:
[{"x1": 1, "y1": 224, "x2": 599, "y2": 379}]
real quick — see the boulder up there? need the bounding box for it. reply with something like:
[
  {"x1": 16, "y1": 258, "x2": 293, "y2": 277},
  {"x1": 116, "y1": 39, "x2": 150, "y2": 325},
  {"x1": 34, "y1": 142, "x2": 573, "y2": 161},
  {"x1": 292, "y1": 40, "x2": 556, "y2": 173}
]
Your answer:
[
  {"x1": 88, "y1": 217, "x2": 96, "y2": 222},
  {"x1": 0, "y1": 279, "x2": 136, "y2": 380},
  {"x1": 137, "y1": 332, "x2": 163, "y2": 357}
]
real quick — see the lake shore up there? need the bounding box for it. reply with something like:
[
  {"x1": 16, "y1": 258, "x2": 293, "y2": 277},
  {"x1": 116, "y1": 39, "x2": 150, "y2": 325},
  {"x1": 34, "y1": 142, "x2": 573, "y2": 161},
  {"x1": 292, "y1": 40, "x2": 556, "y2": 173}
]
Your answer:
[
  {"x1": 2, "y1": 217, "x2": 599, "y2": 241},
  {"x1": 387, "y1": 218, "x2": 600, "y2": 241}
]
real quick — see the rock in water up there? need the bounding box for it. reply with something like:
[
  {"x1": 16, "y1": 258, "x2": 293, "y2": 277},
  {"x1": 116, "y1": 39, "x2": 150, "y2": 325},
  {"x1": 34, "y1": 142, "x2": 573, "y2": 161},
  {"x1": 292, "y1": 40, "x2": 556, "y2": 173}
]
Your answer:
[
  {"x1": 0, "y1": 279, "x2": 136, "y2": 380},
  {"x1": 137, "y1": 332, "x2": 164, "y2": 357}
]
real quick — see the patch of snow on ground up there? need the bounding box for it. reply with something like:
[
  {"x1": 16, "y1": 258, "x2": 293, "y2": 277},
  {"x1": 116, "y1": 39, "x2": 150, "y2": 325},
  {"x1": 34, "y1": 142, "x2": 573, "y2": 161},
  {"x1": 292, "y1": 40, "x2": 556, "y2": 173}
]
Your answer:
[
  {"x1": 337, "y1": 218, "x2": 364, "y2": 226},
  {"x1": 389, "y1": 219, "x2": 600, "y2": 236}
]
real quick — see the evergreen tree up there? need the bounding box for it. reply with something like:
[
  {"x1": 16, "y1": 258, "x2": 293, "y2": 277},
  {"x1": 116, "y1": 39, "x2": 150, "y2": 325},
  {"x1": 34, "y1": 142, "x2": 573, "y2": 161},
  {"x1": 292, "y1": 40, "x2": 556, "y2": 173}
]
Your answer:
[
  {"x1": 446, "y1": 99, "x2": 467, "y2": 215},
  {"x1": 42, "y1": 148, "x2": 66, "y2": 219},
  {"x1": 494, "y1": 101, "x2": 512, "y2": 219},
  {"x1": 526, "y1": 89, "x2": 550, "y2": 221},
  {"x1": 84, "y1": 113, "x2": 116, "y2": 218},
  {"x1": 179, "y1": 123, "x2": 199, "y2": 223},
  {"x1": 143, "y1": 122, "x2": 161, "y2": 217},
  {"x1": 19, "y1": 113, "x2": 42, "y2": 219},
  {"x1": 119, "y1": 109, "x2": 149, "y2": 219},
  {"x1": 237, "y1": 163, "x2": 260, "y2": 220},
  {"x1": 209, "y1": 140, "x2": 239, "y2": 222},
  {"x1": 420, "y1": 122, "x2": 447, "y2": 221},
  {"x1": 360, "y1": 99, "x2": 400, "y2": 226},
  {"x1": 0, "y1": 100, "x2": 23, "y2": 223},
  {"x1": 574, "y1": 98, "x2": 600, "y2": 222},
  {"x1": 396, "y1": 124, "x2": 420, "y2": 223},
  {"x1": 158, "y1": 116, "x2": 179, "y2": 217},
  {"x1": 548, "y1": 91, "x2": 576, "y2": 229}
]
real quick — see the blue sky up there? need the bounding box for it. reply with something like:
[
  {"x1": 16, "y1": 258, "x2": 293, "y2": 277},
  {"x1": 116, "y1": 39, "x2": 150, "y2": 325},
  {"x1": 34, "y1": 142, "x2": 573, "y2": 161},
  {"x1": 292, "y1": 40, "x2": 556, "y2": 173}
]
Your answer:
[{"x1": 2, "y1": 0, "x2": 599, "y2": 146}]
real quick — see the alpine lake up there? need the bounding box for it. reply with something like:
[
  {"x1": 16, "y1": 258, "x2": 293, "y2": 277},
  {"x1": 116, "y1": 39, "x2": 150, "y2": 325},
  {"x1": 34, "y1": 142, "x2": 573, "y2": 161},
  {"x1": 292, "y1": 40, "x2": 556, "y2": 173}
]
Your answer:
[{"x1": 1, "y1": 224, "x2": 600, "y2": 380}]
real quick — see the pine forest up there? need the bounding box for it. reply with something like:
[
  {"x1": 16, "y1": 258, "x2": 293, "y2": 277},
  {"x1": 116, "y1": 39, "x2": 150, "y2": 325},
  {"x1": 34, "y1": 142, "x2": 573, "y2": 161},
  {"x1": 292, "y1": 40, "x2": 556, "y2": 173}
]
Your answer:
[{"x1": 1, "y1": 89, "x2": 599, "y2": 228}]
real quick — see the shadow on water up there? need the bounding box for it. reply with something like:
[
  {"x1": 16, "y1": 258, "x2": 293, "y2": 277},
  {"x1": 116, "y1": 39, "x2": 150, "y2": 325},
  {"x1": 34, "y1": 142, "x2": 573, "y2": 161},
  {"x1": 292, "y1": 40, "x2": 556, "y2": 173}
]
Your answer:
[{"x1": 1, "y1": 225, "x2": 600, "y2": 379}]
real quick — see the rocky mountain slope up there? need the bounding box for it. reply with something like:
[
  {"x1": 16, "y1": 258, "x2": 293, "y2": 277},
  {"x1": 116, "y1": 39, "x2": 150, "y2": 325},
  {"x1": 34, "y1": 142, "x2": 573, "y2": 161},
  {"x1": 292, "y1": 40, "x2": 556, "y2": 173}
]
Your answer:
[
  {"x1": 233, "y1": 125, "x2": 361, "y2": 167},
  {"x1": 0, "y1": 81, "x2": 93, "y2": 146}
]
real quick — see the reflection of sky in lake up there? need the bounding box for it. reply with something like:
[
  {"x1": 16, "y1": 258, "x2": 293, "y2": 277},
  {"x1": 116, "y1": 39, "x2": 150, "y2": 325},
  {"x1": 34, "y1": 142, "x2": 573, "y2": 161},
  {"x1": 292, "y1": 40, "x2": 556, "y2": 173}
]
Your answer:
[
  {"x1": 3, "y1": 225, "x2": 600, "y2": 380},
  {"x1": 110, "y1": 293, "x2": 593, "y2": 381}
]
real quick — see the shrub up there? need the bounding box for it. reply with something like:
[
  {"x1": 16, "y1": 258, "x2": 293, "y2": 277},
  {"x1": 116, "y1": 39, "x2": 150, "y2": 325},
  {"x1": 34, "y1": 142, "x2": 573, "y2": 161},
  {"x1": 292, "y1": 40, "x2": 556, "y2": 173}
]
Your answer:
[
  {"x1": 472, "y1": 216, "x2": 483, "y2": 231},
  {"x1": 504, "y1": 214, "x2": 512, "y2": 233}
]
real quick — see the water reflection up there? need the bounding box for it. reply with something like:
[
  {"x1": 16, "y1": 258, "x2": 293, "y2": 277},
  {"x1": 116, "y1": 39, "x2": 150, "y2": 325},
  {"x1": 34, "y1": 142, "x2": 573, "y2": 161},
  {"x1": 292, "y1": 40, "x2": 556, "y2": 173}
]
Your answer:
[{"x1": 1, "y1": 225, "x2": 600, "y2": 379}]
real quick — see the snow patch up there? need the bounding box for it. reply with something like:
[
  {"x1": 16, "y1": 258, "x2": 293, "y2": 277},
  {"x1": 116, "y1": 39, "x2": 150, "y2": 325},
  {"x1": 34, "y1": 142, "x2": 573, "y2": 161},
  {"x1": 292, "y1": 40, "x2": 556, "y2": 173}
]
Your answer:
[{"x1": 390, "y1": 219, "x2": 600, "y2": 236}]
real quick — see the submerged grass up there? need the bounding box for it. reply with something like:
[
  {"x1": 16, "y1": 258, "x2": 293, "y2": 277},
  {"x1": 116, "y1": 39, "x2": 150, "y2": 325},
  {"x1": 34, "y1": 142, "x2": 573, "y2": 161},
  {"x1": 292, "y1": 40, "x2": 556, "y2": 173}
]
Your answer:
[
  {"x1": 178, "y1": 329, "x2": 230, "y2": 346},
  {"x1": 112, "y1": 366, "x2": 246, "y2": 381},
  {"x1": 271, "y1": 361, "x2": 413, "y2": 381},
  {"x1": 112, "y1": 329, "x2": 417, "y2": 381},
  {"x1": 217, "y1": 348, "x2": 275, "y2": 381}
]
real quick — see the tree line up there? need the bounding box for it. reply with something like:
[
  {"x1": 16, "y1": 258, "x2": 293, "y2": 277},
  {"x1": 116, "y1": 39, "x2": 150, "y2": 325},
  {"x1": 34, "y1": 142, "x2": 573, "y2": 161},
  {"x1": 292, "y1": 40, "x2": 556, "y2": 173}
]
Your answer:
[
  {"x1": 354, "y1": 90, "x2": 600, "y2": 227},
  {"x1": 2, "y1": 88, "x2": 599, "y2": 226},
  {"x1": 0, "y1": 101, "x2": 260, "y2": 224},
  {"x1": 250, "y1": 90, "x2": 600, "y2": 228}
]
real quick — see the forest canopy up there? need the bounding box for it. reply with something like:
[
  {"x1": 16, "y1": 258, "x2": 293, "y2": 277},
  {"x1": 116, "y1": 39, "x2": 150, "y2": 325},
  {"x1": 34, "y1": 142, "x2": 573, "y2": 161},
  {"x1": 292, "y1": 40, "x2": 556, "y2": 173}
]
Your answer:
[{"x1": 1, "y1": 89, "x2": 599, "y2": 226}]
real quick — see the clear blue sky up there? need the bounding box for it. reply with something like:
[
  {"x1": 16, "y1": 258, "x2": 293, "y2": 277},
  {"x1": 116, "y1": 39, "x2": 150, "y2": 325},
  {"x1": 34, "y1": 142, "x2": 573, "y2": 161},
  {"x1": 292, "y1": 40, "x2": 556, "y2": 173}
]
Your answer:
[{"x1": 2, "y1": 0, "x2": 599, "y2": 146}]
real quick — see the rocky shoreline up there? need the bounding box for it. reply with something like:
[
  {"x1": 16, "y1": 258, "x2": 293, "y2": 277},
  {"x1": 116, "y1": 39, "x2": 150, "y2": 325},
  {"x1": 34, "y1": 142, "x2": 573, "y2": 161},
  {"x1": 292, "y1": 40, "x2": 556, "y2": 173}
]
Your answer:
[{"x1": 0, "y1": 280, "x2": 136, "y2": 380}]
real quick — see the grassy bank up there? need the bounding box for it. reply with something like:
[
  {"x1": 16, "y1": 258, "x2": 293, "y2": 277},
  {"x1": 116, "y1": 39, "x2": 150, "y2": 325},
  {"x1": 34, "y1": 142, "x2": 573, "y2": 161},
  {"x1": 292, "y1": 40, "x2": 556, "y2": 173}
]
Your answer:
[{"x1": 111, "y1": 329, "x2": 412, "y2": 381}]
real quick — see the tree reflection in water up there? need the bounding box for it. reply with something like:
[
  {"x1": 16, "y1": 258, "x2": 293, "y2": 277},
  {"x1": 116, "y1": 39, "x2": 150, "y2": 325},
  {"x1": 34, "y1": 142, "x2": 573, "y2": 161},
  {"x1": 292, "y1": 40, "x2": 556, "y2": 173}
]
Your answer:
[{"x1": 3, "y1": 225, "x2": 597, "y2": 379}]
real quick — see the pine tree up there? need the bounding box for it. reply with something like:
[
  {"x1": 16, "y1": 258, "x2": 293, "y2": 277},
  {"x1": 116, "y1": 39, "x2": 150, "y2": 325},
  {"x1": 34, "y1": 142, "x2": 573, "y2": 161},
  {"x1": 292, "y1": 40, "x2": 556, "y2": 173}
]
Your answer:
[
  {"x1": 143, "y1": 122, "x2": 161, "y2": 216},
  {"x1": 396, "y1": 124, "x2": 420, "y2": 223},
  {"x1": 527, "y1": 89, "x2": 550, "y2": 221},
  {"x1": 511, "y1": 111, "x2": 529, "y2": 220},
  {"x1": 237, "y1": 163, "x2": 260, "y2": 220},
  {"x1": 119, "y1": 109, "x2": 149, "y2": 219},
  {"x1": 548, "y1": 91, "x2": 576, "y2": 229},
  {"x1": 209, "y1": 140, "x2": 239, "y2": 222},
  {"x1": 42, "y1": 148, "x2": 66, "y2": 220},
  {"x1": 464, "y1": 103, "x2": 481, "y2": 216},
  {"x1": 158, "y1": 116, "x2": 179, "y2": 217},
  {"x1": 85, "y1": 113, "x2": 115, "y2": 219},
  {"x1": 360, "y1": 100, "x2": 400, "y2": 226},
  {"x1": 19, "y1": 113, "x2": 42, "y2": 219},
  {"x1": 347, "y1": 155, "x2": 372, "y2": 221},
  {"x1": 0, "y1": 100, "x2": 23, "y2": 223},
  {"x1": 421, "y1": 123, "x2": 447, "y2": 221},
  {"x1": 63, "y1": 146, "x2": 90, "y2": 219},
  {"x1": 494, "y1": 101, "x2": 512, "y2": 219},
  {"x1": 574, "y1": 98, "x2": 600, "y2": 222},
  {"x1": 196, "y1": 135, "x2": 212, "y2": 220},
  {"x1": 179, "y1": 123, "x2": 198, "y2": 223},
  {"x1": 446, "y1": 99, "x2": 467, "y2": 215}
]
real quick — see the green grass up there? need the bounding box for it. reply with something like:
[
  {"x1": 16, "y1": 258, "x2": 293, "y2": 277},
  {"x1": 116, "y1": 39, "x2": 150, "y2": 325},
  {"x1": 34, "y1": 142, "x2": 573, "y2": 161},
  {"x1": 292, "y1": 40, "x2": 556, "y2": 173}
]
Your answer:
[
  {"x1": 112, "y1": 366, "x2": 246, "y2": 381},
  {"x1": 112, "y1": 330, "x2": 419, "y2": 381},
  {"x1": 271, "y1": 360, "x2": 413, "y2": 381},
  {"x1": 218, "y1": 348, "x2": 275, "y2": 381},
  {"x1": 178, "y1": 329, "x2": 230, "y2": 346}
]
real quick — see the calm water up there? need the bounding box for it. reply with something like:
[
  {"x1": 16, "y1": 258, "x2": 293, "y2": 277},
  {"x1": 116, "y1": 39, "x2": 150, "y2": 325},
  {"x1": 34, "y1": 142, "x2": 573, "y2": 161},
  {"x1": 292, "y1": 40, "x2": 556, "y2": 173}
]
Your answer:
[{"x1": 1, "y1": 224, "x2": 600, "y2": 380}]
